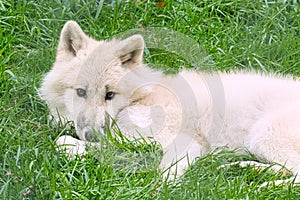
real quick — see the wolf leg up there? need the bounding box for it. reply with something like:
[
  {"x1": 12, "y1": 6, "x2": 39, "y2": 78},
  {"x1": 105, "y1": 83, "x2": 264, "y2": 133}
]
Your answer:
[
  {"x1": 218, "y1": 160, "x2": 295, "y2": 190},
  {"x1": 159, "y1": 134, "x2": 206, "y2": 180},
  {"x1": 218, "y1": 160, "x2": 291, "y2": 175},
  {"x1": 246, "y1": 109, "x2": 300, "y2": 188}
]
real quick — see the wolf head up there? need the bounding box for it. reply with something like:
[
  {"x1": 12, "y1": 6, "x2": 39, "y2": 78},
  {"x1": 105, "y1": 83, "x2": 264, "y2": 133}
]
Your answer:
[{"x1": 40, "y1": 21, "x2": 154, "y2": 141}]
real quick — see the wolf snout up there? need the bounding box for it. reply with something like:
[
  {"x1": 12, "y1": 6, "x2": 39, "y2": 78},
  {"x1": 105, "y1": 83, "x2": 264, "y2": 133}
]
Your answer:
[
  {"x1": 84, "y1": 128, "x2": 101, "y2": 142},
  {"x1": 82, "y1": 122, "x2": 108, "y2": 142},
  {"x1": 77, "y1": 115, "x2": 108, "y2": 141}
]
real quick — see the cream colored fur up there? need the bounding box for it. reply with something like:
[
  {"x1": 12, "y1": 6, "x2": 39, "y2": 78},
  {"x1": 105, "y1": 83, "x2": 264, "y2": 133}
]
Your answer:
[{"x1": 41, "y1": 21, "x2": 300, "y2": 185}]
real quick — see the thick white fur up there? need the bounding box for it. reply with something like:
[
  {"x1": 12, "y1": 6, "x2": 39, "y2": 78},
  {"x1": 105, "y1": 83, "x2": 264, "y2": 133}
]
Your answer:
[{"x1": 40, "y1": 21, "x2": 300, "y2": 184}]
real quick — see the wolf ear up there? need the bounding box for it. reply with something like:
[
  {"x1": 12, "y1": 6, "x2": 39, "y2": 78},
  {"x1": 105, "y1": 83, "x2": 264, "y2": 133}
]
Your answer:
[
  {"x1": 57, "y1": 20, "x2": 88, "y2": 58},
  {"x1": 116, "y1": 35, "x2": 144, "y2": 68}
]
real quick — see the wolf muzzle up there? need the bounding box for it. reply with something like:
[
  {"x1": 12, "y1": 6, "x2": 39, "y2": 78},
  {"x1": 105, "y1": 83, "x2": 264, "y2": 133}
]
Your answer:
[{"x1": 82, "y1": 113, "x2": 112, "y2": 142}]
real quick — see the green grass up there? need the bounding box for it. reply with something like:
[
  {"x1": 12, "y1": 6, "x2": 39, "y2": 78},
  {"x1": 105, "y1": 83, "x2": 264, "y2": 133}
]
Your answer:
[{"x1": 1, "y1": 0, "x2": 300, "y2": 199}]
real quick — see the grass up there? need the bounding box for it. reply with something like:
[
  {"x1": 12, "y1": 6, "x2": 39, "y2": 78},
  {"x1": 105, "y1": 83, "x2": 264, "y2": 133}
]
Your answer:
[{"x1": 1, "y1": 0, "x2": 300, "y2": 199}]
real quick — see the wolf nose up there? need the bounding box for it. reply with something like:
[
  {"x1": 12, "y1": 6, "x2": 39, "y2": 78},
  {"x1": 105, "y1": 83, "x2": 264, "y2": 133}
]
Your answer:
[{"x1": 84, "y1": 130, "x2": 100, "y2": 142}]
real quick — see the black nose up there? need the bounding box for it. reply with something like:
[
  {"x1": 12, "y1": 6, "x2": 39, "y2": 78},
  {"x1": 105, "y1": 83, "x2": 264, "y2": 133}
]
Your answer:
[{"x1": 84, "y1": 130, "x2": 100, "y2": 142}]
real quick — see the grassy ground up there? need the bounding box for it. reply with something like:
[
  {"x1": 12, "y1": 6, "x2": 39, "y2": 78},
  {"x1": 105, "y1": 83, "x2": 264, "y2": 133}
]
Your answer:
[{"x1": 1, "y1": 0, "x2": 300, "y2": 199}]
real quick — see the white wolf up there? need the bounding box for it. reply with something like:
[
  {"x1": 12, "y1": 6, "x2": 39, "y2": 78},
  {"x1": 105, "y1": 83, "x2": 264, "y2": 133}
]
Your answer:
[{"x1": 40, "y1": 20, "x2": 300, "y2": 185}]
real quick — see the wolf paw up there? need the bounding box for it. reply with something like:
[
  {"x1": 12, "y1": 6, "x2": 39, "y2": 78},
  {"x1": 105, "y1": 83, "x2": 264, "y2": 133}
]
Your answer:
[
  {"x1": 258, "y1": 177, "x2": 295, "y2": 190},
  {"x1": 258, "y1": 173, "x2": 300, "y2": 191},
  {"x1": 56, "y1": 135, "x2": 87, "y2": 157}
]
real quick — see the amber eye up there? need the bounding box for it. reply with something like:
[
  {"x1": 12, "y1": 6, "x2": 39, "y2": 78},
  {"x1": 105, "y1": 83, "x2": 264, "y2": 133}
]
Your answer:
[
  {"x1": 105, "y1": 91, "x2": 115, "y2": 101},
  {"x1": 76, "y1": 88, "x2": 87, "y2": 98}
]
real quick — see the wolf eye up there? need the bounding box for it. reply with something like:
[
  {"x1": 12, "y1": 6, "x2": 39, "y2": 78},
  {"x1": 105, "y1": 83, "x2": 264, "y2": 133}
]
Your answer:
[
  {"x1": 76, "y1": 88, "x2": 87, "y2": 98},
  {"x1": 105, "y1": 91, "x2": 115, "y2": 101}
]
